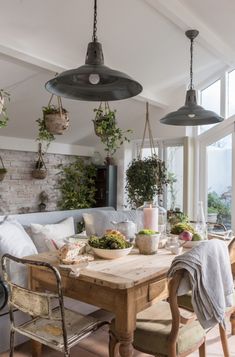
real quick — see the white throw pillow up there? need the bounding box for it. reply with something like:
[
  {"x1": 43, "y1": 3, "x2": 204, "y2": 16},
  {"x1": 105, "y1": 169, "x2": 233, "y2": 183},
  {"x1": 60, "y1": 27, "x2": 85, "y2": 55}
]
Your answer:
[
  {"x1": 30, "y1": 217, "x2": 75, "y2": 253},
  {"x1": 83, "y1": 210, "x2": 138, "y2": 237},
  {"x1": 0, "y1": 218, "x2": 38, "y2": 287}
]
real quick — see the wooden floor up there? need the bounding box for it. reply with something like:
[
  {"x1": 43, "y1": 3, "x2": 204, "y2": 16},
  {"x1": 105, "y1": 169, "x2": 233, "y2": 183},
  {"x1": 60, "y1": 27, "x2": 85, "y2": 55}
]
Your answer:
[{"x1": 1, "y1": 310, "x2": 235, "y2": 357}]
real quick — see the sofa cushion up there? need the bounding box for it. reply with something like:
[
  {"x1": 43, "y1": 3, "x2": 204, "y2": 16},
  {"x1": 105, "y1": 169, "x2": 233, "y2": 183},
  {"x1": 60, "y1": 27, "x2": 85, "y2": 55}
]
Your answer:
[
  {"x1": 83, "y1": 210, "x2": 138, "y2": 237},
  {"x1": 30, "y1": 217, "x2": 75, "y2": 253},
  {"x1": 0, "y1": 218, "x2": 38, "y2": 287}
]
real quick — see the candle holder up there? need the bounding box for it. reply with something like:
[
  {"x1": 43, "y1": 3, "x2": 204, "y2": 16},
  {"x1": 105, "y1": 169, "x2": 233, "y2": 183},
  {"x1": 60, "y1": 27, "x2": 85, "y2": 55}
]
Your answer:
[{"x1": 137, "y1": 201, "x2": 159, "y2": 232}]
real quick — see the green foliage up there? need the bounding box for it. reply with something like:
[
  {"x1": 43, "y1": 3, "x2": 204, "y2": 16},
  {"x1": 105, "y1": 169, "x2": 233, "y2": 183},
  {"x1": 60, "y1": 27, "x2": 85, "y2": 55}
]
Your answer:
[
  {"x1": 125, "y1": 155, "x2": 168, "y2": 208},
  {"x1": 0, "y1": 90, "x2": 10, "y2": 128},
  {"x1": 36, "y1": 117, "x2": 55, "y2": 146},
  {"x1": 57, "y1": 158, "x2": 97, "y2": 210},
  {"x1": 167, "y1": 210, "x2": 189, "y2": 226},
  {"x1": 42, "y1": 105, "x2": 67, "y2": 115},
  {"x1": 138, "y1": 229, "x2": 159, "y2": 235},
  {"x1": 170, "y1": 222, "x2": 195, "y2": 235},
  {"x1": 207, "y1": 191, "x2": 231, "y2": 220},
  {"x1": 93, "y1": 105, "x2": 132, "y2": 157},
  {"x1": 192, "y1": 233, "x2": 202, "y2": 241},
  {"x1": 88, "y1": 234, "x2": 131, "y2": 249}
]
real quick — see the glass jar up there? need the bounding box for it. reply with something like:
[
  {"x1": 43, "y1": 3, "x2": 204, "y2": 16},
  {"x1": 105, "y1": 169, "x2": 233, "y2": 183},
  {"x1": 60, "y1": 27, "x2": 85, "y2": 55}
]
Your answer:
[
  {"x1": 137, "y1": 201, "x2": 159, "y2": 232},
  {"x1": 195, "y1": 201, "x2": 207, "y2": 240},
  {"x1": 158, "y1": 202, "x2": 167, "y2": 239}
]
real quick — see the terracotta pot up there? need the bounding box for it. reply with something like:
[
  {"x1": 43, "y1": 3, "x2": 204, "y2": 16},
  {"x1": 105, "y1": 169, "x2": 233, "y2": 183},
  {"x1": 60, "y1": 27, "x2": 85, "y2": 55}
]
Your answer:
[
  {"x1": 135, "y1": 233, "x2": 160, "y2": 255},
  {"x1": 44, "y1": 112, "x2": 69, "y2": 135},
  {"x1": 32, "y1": 168, "x2": 47, "y2": 180}
]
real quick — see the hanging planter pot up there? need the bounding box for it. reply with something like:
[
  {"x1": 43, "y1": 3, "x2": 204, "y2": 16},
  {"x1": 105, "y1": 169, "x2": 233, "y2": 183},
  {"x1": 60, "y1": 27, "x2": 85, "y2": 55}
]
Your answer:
[
  {"x1": 43, "y1": 95, "x2": 69, "y2": 135},
  {"x1": 32, "y1": 143, "x2": 47, "y2": 180},
  {"x1": 93, "y1": 102, "x2": 116, "y2": 138},
  {"x1": 0, "y1": 156, "x2": 7, "y2": 182}
]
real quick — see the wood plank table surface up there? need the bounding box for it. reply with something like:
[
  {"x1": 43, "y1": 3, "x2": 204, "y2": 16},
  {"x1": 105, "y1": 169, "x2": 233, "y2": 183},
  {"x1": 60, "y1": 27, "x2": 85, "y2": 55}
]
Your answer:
[{"x1": 27, "y1": 248, "x2": 176, "y2": 357}]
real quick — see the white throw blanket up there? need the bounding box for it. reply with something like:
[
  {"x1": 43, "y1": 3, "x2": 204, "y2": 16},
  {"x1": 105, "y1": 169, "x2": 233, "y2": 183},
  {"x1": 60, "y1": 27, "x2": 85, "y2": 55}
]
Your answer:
[{"x1": 168, "y1": 239, "x2": 234, "y2": 329}]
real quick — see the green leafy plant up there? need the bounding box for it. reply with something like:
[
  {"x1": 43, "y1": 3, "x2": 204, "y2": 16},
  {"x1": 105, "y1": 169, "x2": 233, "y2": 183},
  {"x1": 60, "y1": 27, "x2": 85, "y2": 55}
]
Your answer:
[
  {"x1": 208, "y1": 191, "x2": 231, "y2": 222},
  {"x1": 36, "y1": 117, "x2": 55, "y2": 147},
  {"x1": 93, "y1": 104, "x2": 132, "y2": 159},
  {"x1": 57, "y1": 158, "x2": 97, "y2": 210},
  {"x1": 125, "y1": 155, "x2": 169, "y2": 208},
  {"x1": 170, "y1": 222, "x2": 195, "y2": 235},
  {"x1": 42, "y1": 105, "x2": 67, "y2": 115},
  {"x1": 0, "y1": 90, "x2": 10, "y2": 128},
  {"x1": 88, "y1": 234, "x2": 131, "y2": 249}
]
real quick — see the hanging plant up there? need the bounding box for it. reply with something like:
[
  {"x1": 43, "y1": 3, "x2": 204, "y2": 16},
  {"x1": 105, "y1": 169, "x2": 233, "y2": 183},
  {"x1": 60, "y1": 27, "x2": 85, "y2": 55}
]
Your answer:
[
  {"x1": 32, "y1": 143, "x2": 47, "y2": 180},
  {"x1": 36, "y1": 117, "x2": 55, "y2": 152},
  {"x1": 0, "y1": 90, "x2": 10, "y2": 128},
  {"x1": 0, "y1": 156, "x2": 7, "y2": 182},
  {"x1": 93, "y1": 102, "x2": 132, "y2": 163},
  {"x1": 43, "y1": 94, "x2": 69, "y2": 135},
  {"x1": 125, "y1": 103, "x2": 168, "y2": 208},
  {"x1": 57, "y1": 158, "x2": 97, "y2": 210}
]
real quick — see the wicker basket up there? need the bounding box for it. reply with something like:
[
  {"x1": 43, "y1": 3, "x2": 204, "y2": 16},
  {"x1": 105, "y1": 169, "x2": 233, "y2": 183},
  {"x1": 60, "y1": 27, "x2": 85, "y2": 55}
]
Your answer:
[
  {"x1": 0, "y1": 156, "x2": 7, "y2": 181},
  {"x1": 44, "y1": 95, "x2": 69, "y2": 135},
  {"x1": 32, "y1": 144, "x2": 47, "y2": 180}
]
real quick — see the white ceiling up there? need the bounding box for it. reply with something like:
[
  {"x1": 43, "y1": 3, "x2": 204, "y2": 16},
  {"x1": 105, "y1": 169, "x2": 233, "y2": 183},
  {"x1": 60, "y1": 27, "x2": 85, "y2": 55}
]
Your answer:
[{"x1": 0, "y1": 0, "x2": 234, "y2": 145}]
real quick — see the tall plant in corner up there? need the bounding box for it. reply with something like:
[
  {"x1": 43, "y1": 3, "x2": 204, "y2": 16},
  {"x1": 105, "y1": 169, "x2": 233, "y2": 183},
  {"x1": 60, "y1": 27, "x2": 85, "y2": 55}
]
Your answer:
[
  {"x1": 0, "y1": 89, "x2": 10, "y2": 128},
  {"x1": 93, "y1": 102, "x2": 132, "y2": 164}
]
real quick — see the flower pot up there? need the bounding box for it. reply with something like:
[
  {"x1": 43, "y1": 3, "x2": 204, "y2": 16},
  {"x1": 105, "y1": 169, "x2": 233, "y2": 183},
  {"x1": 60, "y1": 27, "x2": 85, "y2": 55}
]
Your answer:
[
  {"x1": 0, "y1": 168, "x2": 7, "y2": 181},
  {"x1": 135, "y1": 233, "x2": 160, "y2": 255},
  {"x1": 32, "y1": 168, "x2": 47, "y2": 180},
  {"x1": 44, "y1": 112, "x2": 69, "y2": 135}
]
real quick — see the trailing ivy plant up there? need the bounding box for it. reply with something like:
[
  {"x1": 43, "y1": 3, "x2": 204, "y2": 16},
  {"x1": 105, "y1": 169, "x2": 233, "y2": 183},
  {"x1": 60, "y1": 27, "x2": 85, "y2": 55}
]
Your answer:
[
  {"x1": 0, "y1": 90, "x2": 10, "y2": 128},
  {"x1": 125, "y1": 155, "x2": 169, "y2": 209},
  {"x1": 36, "y1": 117, "x2": 55, "y2": 150},
  {"x1": 93, "y1": 103, "x2": 132, "y2": 159},
  {"x1": 57, "y1": 158, "x2": 97, "y2": 210}
]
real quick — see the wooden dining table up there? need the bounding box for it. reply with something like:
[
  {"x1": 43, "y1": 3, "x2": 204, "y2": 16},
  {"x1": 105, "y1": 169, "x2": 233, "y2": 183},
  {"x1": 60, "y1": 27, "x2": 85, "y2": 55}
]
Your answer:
[{"x1": 27, "y1": 248, "x2": 177, "y2": 357}]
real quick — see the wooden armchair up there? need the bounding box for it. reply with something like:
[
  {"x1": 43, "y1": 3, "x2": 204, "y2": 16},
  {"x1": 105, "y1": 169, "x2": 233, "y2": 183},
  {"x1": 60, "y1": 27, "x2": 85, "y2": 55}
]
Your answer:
[
  {"x1": 109, "y1": 269, "x2": 206, "y2": 357},
  {"x1": 2, "y1": 253, "x2": 109, "y2": 357}
]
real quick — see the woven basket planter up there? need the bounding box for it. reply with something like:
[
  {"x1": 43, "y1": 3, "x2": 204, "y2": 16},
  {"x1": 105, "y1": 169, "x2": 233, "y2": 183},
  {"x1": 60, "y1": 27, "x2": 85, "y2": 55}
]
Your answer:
[
  {"x1": 0, "y1": 156, "x2": 7, "y2": 181},
  {"x1": 32, "y1": 168, "x2": 47, "y2": 180},
  {"x1": 44, "y1": 111, "x2": 69, "y2": 135}
]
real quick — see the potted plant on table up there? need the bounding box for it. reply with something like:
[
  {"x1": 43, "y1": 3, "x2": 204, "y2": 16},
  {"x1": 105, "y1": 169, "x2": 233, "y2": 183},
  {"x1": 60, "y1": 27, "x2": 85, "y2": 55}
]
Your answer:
[
  {"x1": 93, "y1": 102, "x2": 132, "y2": 165},
  {"x1": 135, "y1": 229, "x2": 161, "y2": 255}
]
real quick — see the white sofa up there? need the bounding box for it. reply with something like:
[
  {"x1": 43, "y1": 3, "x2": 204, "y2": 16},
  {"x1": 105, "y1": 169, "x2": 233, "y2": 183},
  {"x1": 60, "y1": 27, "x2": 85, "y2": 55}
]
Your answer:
[{"x1": 0, "y1": 206, "x2": 114, "y2": 353}]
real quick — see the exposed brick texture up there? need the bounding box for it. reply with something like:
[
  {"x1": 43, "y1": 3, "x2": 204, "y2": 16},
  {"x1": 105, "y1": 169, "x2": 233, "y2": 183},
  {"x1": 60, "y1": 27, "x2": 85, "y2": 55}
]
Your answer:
[{"x1": 0, "y1": 149, "x2": 78, "y2": 214}]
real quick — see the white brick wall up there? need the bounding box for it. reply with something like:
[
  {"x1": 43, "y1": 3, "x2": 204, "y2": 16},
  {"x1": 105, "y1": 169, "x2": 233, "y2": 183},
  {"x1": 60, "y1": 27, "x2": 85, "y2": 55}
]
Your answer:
[{"x1": 0, "y1": 149, "x2": 79, "y2": 214}]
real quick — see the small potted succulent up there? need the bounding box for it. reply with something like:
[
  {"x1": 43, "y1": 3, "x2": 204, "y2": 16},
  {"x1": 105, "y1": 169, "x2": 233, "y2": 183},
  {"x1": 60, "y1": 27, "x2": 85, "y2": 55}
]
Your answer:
[
  {"x1": 135, "y1": 229, "x2": 161, "y2": 255},
  {"x1": 42, "y1": 95, "x2": 69, "y2": 135}
]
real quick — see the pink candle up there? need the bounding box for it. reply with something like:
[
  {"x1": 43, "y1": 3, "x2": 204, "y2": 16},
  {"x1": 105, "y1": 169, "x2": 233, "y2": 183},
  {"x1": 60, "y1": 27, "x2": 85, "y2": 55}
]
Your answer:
[{"x1": 143, "y1": 205, "x2": 158, "y2": 231}]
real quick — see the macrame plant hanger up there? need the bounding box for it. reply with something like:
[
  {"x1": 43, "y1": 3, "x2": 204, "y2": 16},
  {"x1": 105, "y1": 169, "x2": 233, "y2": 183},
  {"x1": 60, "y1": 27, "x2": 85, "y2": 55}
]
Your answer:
[
  {"x1": 32, "y1": 143, "x2": 47, "y2": 180},
  {"x1": 139, "y1": 102, "x2": 158, "y2": 159}
]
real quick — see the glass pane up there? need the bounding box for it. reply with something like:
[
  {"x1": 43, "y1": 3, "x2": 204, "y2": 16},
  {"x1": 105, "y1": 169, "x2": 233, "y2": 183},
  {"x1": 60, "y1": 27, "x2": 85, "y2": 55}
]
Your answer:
[
  {"x1": 228, "y1": 69, "x2": 235, "y2": 117},
  {"x1": 166, "y1": 146, "x2": 183, "y2": 211},
  {"x1": 207, "y1": 135, "x2": 232, "y2": 229},
  {"x1": 141, "y1": 147, "x2": 158, "y2": 159},
  {"x1": 199, "y1": 80, "x2": 221, "y2": 135}
]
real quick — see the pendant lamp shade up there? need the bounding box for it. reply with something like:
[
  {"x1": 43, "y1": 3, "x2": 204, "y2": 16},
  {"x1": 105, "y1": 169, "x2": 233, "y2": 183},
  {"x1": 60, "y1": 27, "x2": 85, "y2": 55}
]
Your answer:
[
  {"x1": 45, "y1": 1, "x2": 142, "y2": 101},
  {"x1": 160, "y1": 30, "x2": 223, "y2": 126}
]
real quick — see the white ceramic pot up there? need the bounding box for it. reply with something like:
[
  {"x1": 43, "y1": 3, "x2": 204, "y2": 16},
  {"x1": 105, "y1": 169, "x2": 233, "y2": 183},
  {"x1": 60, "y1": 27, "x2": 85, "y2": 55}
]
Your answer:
[
  {"x1": 90, "y1": 246, "x2": 133, "y2": 259},
  {"x1": 135, "y1": 233, "x2": 160, "y2": 255}
]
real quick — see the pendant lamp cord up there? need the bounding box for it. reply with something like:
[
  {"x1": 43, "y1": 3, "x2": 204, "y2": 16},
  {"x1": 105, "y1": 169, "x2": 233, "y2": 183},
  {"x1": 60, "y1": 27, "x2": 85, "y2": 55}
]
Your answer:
[
  {"x1": 190, "y1": 36, "x2": 194, "y2": 89},
  {"x1": 92, "y1": 0, "x2": 98, "y2": 42}
]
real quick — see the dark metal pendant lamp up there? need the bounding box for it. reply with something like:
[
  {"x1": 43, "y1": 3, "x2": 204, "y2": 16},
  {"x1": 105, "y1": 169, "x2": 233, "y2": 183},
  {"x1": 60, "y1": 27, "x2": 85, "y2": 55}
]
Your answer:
[
  {"x1": 45, "y1": 0, "x2": 142, "y2": 101},
  {"x1": 160, "y1": 30, "x2": 224, "y2": 126}
]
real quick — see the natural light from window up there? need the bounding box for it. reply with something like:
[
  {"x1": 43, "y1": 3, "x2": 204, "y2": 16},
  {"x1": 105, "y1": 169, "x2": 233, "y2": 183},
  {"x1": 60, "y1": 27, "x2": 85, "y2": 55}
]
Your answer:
[
  {"x1": 228, "y1": 69, "x2": 235, "y2": 118},
  {"x1": 199, "y1": 79, "x2": 221, "y2": 135},
  {"x1": 166, "y1": 146, "x2": 183, "y2": 211}
]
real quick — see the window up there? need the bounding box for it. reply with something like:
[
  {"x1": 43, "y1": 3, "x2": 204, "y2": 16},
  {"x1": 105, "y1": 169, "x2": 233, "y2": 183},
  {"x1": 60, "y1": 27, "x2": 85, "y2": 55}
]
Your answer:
[
  {"x1": 199, "y1": 79, "x2": 221, "y2": 134},
  {"x1": 228, "y1": 69, "x2": 235, "y2": 118},
  {"x1": 166, "y1": 146, "x2": 184, "y2": 211},
  {"x1": 207, "y1": 135, "x2": 232, "y2": 229}
]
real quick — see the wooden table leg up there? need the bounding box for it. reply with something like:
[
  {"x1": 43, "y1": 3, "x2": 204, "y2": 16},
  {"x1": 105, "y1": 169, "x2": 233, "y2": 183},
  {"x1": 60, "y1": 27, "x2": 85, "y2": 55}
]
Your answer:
[
  {"x1": 113, "y1": 289, "x2": 136, "y2": 357},
  {"x1": 31, "y1": 340, "x2": 42, "y2": 357}
]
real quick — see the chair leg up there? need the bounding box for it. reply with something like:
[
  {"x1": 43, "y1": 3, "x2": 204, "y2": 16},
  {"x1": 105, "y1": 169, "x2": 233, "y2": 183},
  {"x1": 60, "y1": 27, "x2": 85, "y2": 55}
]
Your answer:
[
  {"x1": 109, "y1": 330, "x2": 119, "y2": 357},
  {"x1": 230, "y1": 311, "x2": 235, "y2": 335},
  {"x1": 9, "y1": 329, "x2": 15, "y2": 357},
  {"x1": 199, "y1": 341, "x2": 206, "y2": 357},
  {"x1": 219, "y1": 324, "x2": 230, "y2": 357}
]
